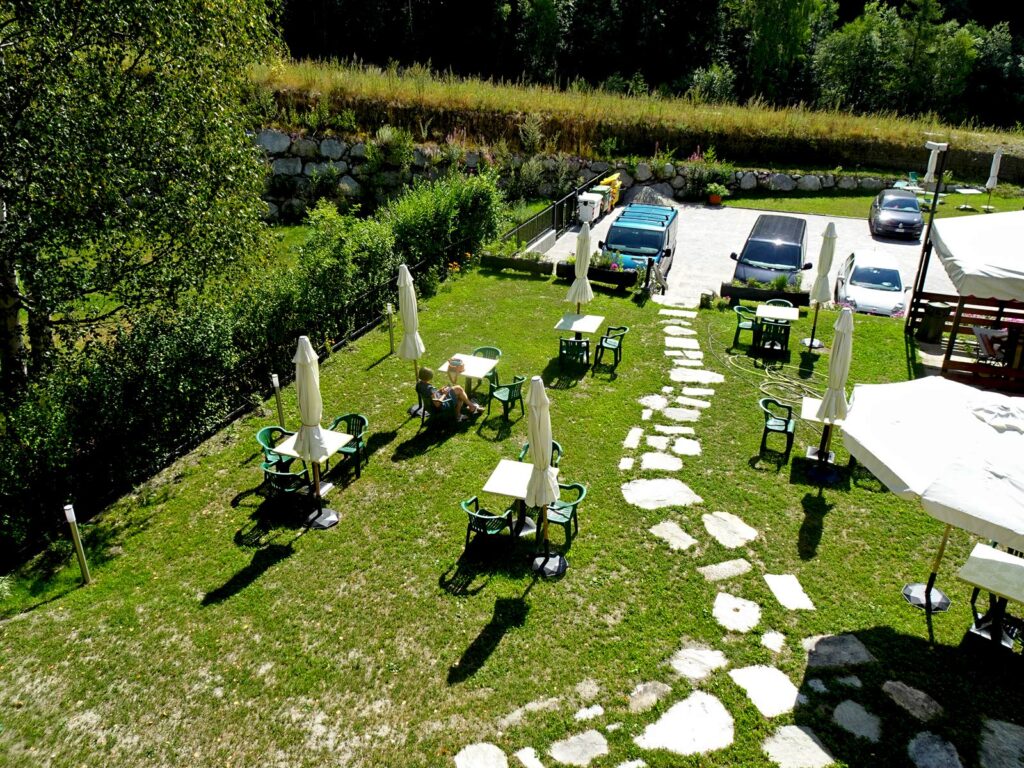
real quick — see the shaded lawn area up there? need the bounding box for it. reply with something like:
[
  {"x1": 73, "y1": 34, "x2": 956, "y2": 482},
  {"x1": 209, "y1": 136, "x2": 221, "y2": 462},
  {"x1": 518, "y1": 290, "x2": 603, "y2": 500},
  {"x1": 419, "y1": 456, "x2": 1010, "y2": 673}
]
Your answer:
[
  {"x1": 2, "y1": 273, "x2": 1021, "y2": 767},
  {"x1": 725, "y1": 189, "x2": 1024, "y2": 219}
]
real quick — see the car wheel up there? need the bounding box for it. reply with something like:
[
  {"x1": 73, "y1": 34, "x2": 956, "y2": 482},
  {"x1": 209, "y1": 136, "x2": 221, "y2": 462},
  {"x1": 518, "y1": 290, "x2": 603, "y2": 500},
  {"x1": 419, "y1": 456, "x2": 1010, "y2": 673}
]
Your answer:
[
  {"x1": 868, "y1": 218, "x2": 875, "y2": 235},
  {"x1": 834, "y1": 283, "x2": 840, "y2": 302}
]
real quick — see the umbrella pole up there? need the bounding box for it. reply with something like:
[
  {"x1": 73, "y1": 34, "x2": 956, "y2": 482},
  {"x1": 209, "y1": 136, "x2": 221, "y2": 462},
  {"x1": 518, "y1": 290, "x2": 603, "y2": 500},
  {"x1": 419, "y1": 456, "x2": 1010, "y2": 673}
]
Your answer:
[
  {"x1": 817, "y1": 424, "x2": 832, "y2": 463},
  {"x1": 809, "y1": 304, "x2": 820, "y2": 349},
  {"x1": 576, "y1": 302, "x2": 581, "y2": 314},
  {"x1": 924, "y1": 525, "x2": 953, "y2": 610},
  {"x1": 902, "y1": 524, "x2": 952, "y2": 613},
  {"x1": 531, "y1": 505, "x2": 567, "y2": 578},
  {"x1": 306, "y1": 462, "x2": 339, "y2": 530}
]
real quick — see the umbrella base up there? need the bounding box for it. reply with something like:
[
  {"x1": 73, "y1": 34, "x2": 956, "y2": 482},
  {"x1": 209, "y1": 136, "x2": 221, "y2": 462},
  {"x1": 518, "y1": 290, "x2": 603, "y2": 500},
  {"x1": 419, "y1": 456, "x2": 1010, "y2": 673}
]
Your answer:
[
  {"x1": 966, "y1": 623, "x2": 1016, "y2": 651},
  {"x1": 801, "y1": 337, "x2": 824, "y2": 349},
  {"x1": 307, "y1": 507, "x2": 339, "y2": 530},
  {"x1": 805, "y1": 446, "x2": 835, "y2": 463},
  {"x1": 902, "y1": 582, "x2": 951, "y2": 613},
  {"x1": 532, "y1": 552, "x2": 568, "y2": 578}
]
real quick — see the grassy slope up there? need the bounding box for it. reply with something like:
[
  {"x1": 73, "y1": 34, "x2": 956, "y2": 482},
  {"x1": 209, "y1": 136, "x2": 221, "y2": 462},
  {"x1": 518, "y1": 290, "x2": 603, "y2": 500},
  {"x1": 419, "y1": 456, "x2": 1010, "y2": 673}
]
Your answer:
[
  {"x1": 2, "y1": 271, "x2": 1018, "y2": 767},
  {"x1": 726, "y1": 190, "x2": 1024, "y2": 219}
]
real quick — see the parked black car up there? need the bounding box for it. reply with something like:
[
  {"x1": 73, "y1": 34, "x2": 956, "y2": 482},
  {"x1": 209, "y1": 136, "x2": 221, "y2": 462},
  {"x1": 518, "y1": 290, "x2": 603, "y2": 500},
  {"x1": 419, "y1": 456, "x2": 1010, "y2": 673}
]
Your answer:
[
  {"x1": 868, "y1": 189, "x2": 924, "y2": 240},
  {"x1": 729, "y1": 214, "x2": 811, "y2": 287}
]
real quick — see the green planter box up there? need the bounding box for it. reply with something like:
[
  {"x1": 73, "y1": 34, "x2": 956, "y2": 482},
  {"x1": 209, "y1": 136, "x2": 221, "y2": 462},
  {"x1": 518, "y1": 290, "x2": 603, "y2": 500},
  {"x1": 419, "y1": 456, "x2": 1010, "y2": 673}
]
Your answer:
[
  {"x1": 720, "y1": 282, "x2": 810, "y2": 307},
  {"x1": 555, "y1": 261, "x2": 638, "y2": 289},
  {"x1": 479, "y1": 254, "x2": 551, "y2": 275}
]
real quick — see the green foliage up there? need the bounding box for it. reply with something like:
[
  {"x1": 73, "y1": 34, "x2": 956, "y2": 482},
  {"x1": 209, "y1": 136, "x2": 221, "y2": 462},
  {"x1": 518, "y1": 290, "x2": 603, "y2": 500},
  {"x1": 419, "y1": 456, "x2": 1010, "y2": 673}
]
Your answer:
[
  {"x1": 597, "y1": 136, "x2": 619, "y2": 159},
  {"x1": 518, "y1": 114, "x2": 546, "y2": 155},
  {"x1": 706, "y1": 182, "x2": 729, "y2": 197},
  {"x1": 687, "y1": 63, "x2": 737, "y2": 105},
  {"x1": 367, "y1": 124, "x2": 416, "y2": 173},
  {"x1": 746, "y1": 0, "x2": 818, "y2": 100}
]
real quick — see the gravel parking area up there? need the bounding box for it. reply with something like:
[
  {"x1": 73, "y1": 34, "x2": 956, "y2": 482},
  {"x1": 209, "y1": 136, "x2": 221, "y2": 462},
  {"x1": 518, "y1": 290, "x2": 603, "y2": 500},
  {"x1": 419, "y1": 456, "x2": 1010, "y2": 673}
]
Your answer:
[{"x1": 549, "y1": 201, "x2": 956, "y2": 309}]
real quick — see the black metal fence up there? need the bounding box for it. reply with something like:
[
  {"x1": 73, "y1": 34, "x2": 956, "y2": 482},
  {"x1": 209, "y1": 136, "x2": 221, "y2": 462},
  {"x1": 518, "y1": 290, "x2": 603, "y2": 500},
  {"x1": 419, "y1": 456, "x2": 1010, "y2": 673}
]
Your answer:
[{"x1": 500, "y1": 174, "x2": 602, "y2": 249}]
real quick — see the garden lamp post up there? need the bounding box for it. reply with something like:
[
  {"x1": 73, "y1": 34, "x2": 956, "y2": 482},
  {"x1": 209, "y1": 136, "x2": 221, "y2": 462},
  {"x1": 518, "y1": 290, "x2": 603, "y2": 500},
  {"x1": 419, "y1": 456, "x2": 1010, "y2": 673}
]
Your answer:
[
  {"x1": 63, "y1": 504, "x2": 92, "y2": 585},
  {"x1": 271, "y1": 373, "x2": 285, "y2": 428}
]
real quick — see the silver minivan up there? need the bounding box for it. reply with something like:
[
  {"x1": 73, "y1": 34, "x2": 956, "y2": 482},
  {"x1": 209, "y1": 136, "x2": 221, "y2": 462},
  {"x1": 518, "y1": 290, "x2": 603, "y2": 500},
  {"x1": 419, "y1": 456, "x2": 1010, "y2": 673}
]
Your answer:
[{"x1": 730, "y1": 214, "x2": 811, "y2": 286}]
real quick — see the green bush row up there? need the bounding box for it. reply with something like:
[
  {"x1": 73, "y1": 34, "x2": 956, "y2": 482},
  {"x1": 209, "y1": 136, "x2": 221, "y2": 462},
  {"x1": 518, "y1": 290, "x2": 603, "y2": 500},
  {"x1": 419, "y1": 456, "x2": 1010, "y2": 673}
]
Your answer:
[{"x1": 0, "y1": 172, "x2": 504, "y2": 561}]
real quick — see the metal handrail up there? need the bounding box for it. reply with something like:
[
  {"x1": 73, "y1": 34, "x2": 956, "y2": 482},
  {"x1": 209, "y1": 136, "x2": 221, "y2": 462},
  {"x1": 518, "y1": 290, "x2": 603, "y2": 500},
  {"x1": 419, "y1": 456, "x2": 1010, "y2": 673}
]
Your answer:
[{"x1": 500, "y1": 173, "x2": 602, "y2": 248}]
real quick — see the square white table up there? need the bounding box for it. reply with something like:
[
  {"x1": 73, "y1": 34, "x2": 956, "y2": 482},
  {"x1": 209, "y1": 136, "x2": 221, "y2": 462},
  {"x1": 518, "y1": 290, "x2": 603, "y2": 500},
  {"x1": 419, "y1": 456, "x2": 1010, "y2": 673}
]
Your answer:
[
  {"x1": 554, "y1": 313, "x2": 605, "y2": 335},
  {"x1": 275, "y1": 428, "x2": 353, "y2": 496},
  {"x1": 483, "y1": 459, "x2": 560, "y2": 537},
  {"x1": 439, "y1": 353, "x2": 499, "y2": 396},
  {"x1": 958, "y1": 543, "x2": 1024, "y2": 651},
  {"x1": 756, "y1": 305, "x2": 799, "y2": 322}
]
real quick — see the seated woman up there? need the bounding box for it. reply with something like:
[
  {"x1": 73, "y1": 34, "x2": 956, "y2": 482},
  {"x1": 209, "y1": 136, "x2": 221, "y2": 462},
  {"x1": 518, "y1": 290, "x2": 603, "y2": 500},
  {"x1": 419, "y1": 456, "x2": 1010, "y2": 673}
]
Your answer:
[{"x1": 416, "y1": 367, "x2": 484, "y2": 422}]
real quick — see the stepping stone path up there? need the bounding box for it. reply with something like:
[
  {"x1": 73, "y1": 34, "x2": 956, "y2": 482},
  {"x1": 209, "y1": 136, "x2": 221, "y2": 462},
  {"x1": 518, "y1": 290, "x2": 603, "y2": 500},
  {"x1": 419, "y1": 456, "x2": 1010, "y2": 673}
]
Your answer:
[
  {"x1": 762, "y1": 631, "x2": 787, "y2": 652},
  {"x1": 682, "y1": 387, "x2": 715, "y2": 397},
  {"x1": 833, "y1": 700, "x2": 881, "y2": 743},
  {"x1": 618, "y1": 457, "x2": 634, "y2": 470},
  {"x1": 698, "y1": 558, "x2": 752, "y2": 582},
  {"x1": 806, "y1": 679, "x2": 828, "y2": 694},
  {"x1": 883, "y1": 681, "x2": 943, "y2": 722},
  {"x1": 645, "y1": 435, "x2": 669, "y2": 450},
  {"x1": 641, "y1": 452, "x2": 682, "y2": 471},
  {"x1": 665, "y1": 337, "x2": 701, "y2": 349},
  {"x1": 653, "y1": 424, "x2": 694, "y2": 435},
  {"x1": 703, "y1": 512, "x2": 758, "y2": 548},
  {"x1": 670, "y1": 368, "x2": 724, "y2": 384},
  {"x1": 663, "y1": 325, "x2": 697, "y2": 336},
  {"x1": 623, "y1": 428, "x2": 643, "y2": 449},
  {"x1": 671, "y1": 437, "x2": 702, "y2": 456},
  {"x1": 659, "y1": 309, "x2": 697, "y2": 318},
  {"x1": 623, "y1": 479, "x2": 702, "y2": 509},
  {"x1": 499, "y1": 697, "x2": 562, "y2": 729},
  {"x1": 616, "y1": 762, "x2": 647, "y2": 768},
  {"x1": 713, "y1": 592, "x2": 761, "y2": 632},
  {"x1": 455, "y1": 743, "x2": 508, "y2": 768},
  {"x1": 549, "y1": 730, "x2": 608, "y2": 767},
  {"x1": 670, "y1": 644, "x2": 728, "y2": 681},
  {"x1": 638, "y1": 395, "x2": 669, "y2": 410},
  {"x1": 836, "y1": 675, "x2": 862, "y2": 688},
  {"x1": 763, "y1": 725, "x2": 835, "y2": 768},
  {"x1": 628, "y1": 681, "x2": 671, "y2": 713},
  {"x1": 729, "y1": 666, "x2": 802, "y2": 717},
  {"x1": 803, "y1": 635, "x2": 876, "y2": 668},
  {"x1": 764, "y1": 574, "x2": 815, "y2": 610},
  {"x1": 514, "y1": 748, "x2": 545, "y2": 768},
  {"x1": 662, "y1": 406, "x2": 701, "y2": 422},
  {"x1": 649, "y1": 521, "x2": 697, "y2": 551},
  {"x1": 634, "y1": 691, "x2": 734, "y2": 756},
  {"x1": 675, "y1": 395, "x2": 710, "y2": 408},
  {"x1": 980, "y1": 719, "x2": 1024, "y2": 768},
  {"x1": 908, "y1": 732, "x2": 963, "y2": 768}
]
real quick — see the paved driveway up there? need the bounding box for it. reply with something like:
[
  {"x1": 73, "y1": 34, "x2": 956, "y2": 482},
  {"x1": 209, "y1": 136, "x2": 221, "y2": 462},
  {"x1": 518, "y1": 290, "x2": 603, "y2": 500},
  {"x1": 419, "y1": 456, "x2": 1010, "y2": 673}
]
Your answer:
[{"x1": 549, "y1": 202, "x2": 956, "y2": 309}]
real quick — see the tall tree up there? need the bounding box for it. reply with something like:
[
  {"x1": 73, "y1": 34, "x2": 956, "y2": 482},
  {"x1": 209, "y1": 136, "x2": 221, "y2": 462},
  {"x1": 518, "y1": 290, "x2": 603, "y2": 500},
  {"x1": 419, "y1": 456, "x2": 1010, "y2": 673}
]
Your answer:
[
  {"x1": 745, "y1": 0, "x2": 820, "y2": 101},
  {"x1": 0, "y1": 0, "x2": 276, "y2": 393}
]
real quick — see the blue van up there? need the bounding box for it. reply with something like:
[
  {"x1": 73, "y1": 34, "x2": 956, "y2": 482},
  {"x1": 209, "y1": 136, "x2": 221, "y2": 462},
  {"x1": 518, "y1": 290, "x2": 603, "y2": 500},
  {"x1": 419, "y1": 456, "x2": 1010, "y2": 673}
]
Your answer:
[{"x1": 598, "y1": 203, "x2": 679, "y2": 273}]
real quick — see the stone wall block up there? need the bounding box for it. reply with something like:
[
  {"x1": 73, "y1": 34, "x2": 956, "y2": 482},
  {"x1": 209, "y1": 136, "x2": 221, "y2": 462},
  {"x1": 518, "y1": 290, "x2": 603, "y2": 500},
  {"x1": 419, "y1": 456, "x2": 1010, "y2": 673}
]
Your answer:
[
  {"x1": 797, "y1": 175, "x2": 822, "y2": 192},
  {"x1": 257, "y1": 129, "x2": 291, "y2": 154},
  {"x1": 272, "y1": 157, "x2": 303, "y2": 176},
  {"x1": 320, "y1": 138, "x2": 346, "y2": 159},
  {"x1": 291, "y1": 138, "x2": 319, "y2": 158}
]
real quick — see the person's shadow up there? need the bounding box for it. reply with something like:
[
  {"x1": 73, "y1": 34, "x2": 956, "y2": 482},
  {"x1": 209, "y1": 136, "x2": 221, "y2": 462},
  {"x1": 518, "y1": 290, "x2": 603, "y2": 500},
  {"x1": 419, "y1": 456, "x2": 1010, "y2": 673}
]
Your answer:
[
  {"x1": 799, "y1": 490, "x2": 834, "y2": 560},
  {"x1": 447, "y1": 594, "x2": 532, "y2": 684}
]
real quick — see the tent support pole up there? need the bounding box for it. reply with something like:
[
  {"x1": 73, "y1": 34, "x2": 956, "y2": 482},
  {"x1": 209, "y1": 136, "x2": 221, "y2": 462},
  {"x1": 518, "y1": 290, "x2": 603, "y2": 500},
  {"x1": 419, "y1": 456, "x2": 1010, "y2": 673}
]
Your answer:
[
  {"x1": 941, "y1": 299, "x2": 966, "y2": 373},
  {"x1": 906, "y1": 145, "x2": 949, "y2": 334}
]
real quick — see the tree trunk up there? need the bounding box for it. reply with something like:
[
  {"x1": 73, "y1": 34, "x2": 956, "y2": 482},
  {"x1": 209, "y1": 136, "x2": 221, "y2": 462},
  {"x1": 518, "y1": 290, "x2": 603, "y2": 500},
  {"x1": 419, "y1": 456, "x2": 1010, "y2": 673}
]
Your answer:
[{"x1": 0, "y1": 252, "x2": 27, "y2": 392}]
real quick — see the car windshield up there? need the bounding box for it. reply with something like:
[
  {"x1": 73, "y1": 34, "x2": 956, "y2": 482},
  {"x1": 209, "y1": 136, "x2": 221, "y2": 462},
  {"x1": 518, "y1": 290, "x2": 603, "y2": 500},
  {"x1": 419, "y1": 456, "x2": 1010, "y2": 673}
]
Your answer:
[
  {"x1": 606, "y1": 227, "x2": 662, "y2": 253},
  {"x1": 881, "y1": 197, "x2": 920, "y2": 212},
  {"x1": 739, "y1": 239, "x2": 802, "y2": 270},
  {"x1": 851, "y1": 265, "x2": 902, "y2": 292}
]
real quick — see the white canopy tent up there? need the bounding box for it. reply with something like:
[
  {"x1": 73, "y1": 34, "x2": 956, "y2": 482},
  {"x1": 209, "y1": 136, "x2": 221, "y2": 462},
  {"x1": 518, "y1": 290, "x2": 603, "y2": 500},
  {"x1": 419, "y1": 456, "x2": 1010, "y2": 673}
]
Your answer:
[
  {"x1": 931, "y1": 211, "x2": 1024, "y2": 302},
  {"x1": 842, "y1": 376, "x2": 1024, "y2": 609}
]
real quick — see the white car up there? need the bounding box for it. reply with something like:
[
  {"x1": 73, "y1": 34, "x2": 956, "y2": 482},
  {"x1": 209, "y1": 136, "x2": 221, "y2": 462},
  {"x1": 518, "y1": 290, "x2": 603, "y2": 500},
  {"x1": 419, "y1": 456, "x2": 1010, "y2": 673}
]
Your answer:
[{"x1": 834, "y1": 252, "x2": 906, "y2": 316}]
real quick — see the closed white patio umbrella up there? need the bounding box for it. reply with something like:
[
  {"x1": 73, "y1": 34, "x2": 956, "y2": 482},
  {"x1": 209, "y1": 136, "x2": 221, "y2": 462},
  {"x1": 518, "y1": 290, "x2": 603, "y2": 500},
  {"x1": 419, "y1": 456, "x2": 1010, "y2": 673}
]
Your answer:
[
  {"x1": 566, "y1": 222, "x2": 594, "y2": 314},
  {"x1": 525, "y1": 376, "x2": 563, "y2": 577},
  {"x1": 294, "y1": 335, "x2": 337, "y2": 529},
  {"x1": 396, "y1": 264, "x2": 426, "y2": 383},
  {"x1": 984, "y1": 148, "x2": 1003, "y2": 211},
  {"x1": 812, "y1": 308, "x2": 853, "y2": 473},
  {"x1": 803, "y1": 222, "x2": 836, "y2": 350}
]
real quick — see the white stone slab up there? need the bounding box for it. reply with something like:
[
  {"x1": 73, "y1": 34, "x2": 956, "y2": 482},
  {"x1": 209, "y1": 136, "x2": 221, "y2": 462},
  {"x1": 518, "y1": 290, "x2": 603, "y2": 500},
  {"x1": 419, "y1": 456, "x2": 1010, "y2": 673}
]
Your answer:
[
  {"x1": 803, "y1": 635, "x2": 876, "y2": 668},
  {"x1": 605, "y1": 723, "x2": 622, "y2": 732},
  {"x1": 671, "y1": 368, "x2": 724, "y2": 384},
  {"x1": 675, "y1": 396, "x2": 711, "y2": 408},
  {"x1": 661, "y1": 386, "x2": 675, "y2": 394},
  {"x1": 883, "y1": 681, "x2": 943, "y2": 722},
  {"x1": 697, "y1": 558, "x2": 752, "y2": 582},
  {"x1": 703, "y1": 512, "x2": 758, "y2": 549},
  {"x1": 729, "y1": 666, "x2": 801, "y2": 717},
  {"x1": 662, "y1": 407, "x2": 701, "y2": 422},
  {"x1": 664, "y1": 325, "x2": 697, "y2": 336},
  {"x1": 649, "y1": 521, "x2": 697, "y2": 551},
  {"x1": 659, "y1": 309, "x2": 697, "y2": 318},
  {"x1": 669, "y1": 645, "x2": 729, "y2": 681},
  {"x1": 628, "y1": 681, "x2": 671, "y2": 713},
  {"x1": 806, "y1": 679, "x2": 828, "y2": 694},
  {"x1": 575, "y1": 705, "x2": 604, "y2": 721},
  {"x1": 763, "y1": 725, "x2": 835, "y2": 768},
  {"x1": 499, "y1": 697, "x2": 562, "y2": 729},
  {"x1": 639, "y1": 395, "x2": 669, "y2": 410},
  {"x1": 645, "y1": 435, "x2": 669, "y2": 450},
  {"x1": 654, "y1": 424, "x2": 695, "y2": 435},
  {"x1": 833, "y1": 700, "x2": 880, "y2": 742},
  {"x1": 980, "y1": 719, "x2": 1024, "y2": 768},
  {"x1": 664, "y1": 349, "x2": 684, "y2": 357},
  {"x1": 764, "y1": 574, "x2": 815, "y2": 610},
  {"x1": 641, "y1": 452, "x2": 682, "y2": 471},
  {"x1": 671, "y1": 437, "x2": 702, "y2": 456},
  {"x1": 660, "y1": 318, "x2": 692, "y2": 326},
  {"x1": 682, "y1": 349, "x2": 705, "y2": 359},
  {"x1": 683, "y1": 387, "x2": 715, "y2": 396},
  {"x1": 641, "y1": 408, "x2": 653, "y2": 421},
  {"x1": 665, "y1": 337, "x2": 701, "y2": 349},
  {"x1": 618, "y1": 457, "x2": 634, "y2": 471},
  {"x1": 713, "y1": 592, "x2": 761, "y2": 633},
  {"x1": 908, "y1": 732, "x2": 963, "y2": 768},
  {"x1": 514, "y1": 748, "x2": 546, "y2": 768},
  {"x1": 672, "y1": 359, "x2": 704, "y2": 367},
  {"x1": 456, "y1": 743, "x2": 508, "y2": 768},
  {"x1": 622, "y1": 479, "x2": 702, "y2": 509},
  {"x1": 623, "y1": 428, "x2": 643, "y2": 449},
  {"x1": 634, "y1": 691, "x2": 734, "y2": 756},
  {"x1": 616, "y1": 761, "x2": 647, "y2": 768},
  {"x1": 549, "y1": 730, "x2": 608, "y2": 767},
  {"x1": 762, "y1": 631, "x2": 786, "y2": 652}
]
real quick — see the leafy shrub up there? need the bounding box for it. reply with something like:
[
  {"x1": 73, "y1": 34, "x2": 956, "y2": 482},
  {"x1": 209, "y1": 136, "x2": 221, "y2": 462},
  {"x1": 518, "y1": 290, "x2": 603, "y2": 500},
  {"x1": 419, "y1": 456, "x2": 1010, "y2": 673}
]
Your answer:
[
  {"x1": 519, "y1": 114, "x2": 545, "y2": 155},
  {"x1": 687, "y1": 64, "x2": 737, "y2": 104},
  {"x1": 367, "y1": 125, "x2": 415, "y2": 173}
]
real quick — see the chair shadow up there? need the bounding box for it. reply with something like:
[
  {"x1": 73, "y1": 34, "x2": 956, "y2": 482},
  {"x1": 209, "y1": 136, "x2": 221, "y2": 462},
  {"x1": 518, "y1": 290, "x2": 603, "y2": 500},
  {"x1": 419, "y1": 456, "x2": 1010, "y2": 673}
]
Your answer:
[
  {"x1": 233, "y1": 494, "x2": 309, "y2": 550},
  {"x1": 541, "y1": 357, "x2": 587, "y2": 390},
  {"x1": 798, "y1": 489, "x2": 834, "y2": 560},
  {"x1": 439, "y1": 536, "x2": 535, "y2": 598},
  {"x1": 748, "y1": 451, "x2": 790, "y2": 473},
  {"x1": 201, "y1": 542, "x2": 295, "y2": 606},
  {"x1": 447, "y1": 593, "x2": 532, "y2": 685},
  {"x1": 475, "y1": 413, "x2": 517, "y2": 442},
  {"x1": 391, "y1": 424, "x2": 456, "y2": 461}
]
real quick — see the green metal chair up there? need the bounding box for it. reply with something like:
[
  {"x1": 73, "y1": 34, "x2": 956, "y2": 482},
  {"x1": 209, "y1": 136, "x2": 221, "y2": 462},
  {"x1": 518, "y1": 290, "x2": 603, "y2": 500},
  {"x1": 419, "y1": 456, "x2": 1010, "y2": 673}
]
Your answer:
[
  {"x1": 261, "y1": 460, "x2": 310, "y2": 494},
  {"x1": 328, "y1": 413, "x2": 369, "y2": 477},
  {"x1": 256, "y1": 426, "x2": 295, "y2": 468},
  {"x1": 759, "y1": 398, "x2": 796, "y2": 459},
  {"x1": 593, "y1": 326, "x2": 628, "y2": 368},
  {"x1": 518, "y1": 439, "x2": 563, "y2": 467},
  {"x1": 559, "y1": 337, "x2": 590, "y2": 367},
  {"x1": 472, "y1": 346, "x2": 502, "y2": 396},
  {"x1": 546, "y1": 482, "x2": 586, "y2": 547},
  {"x1": 461, "y1": 496, "x2": 514, "y2": 549},
  {"x1": 487, "y1": 375, "x2": 526, "y2": 420},
  {"x1": 766, "y1": 298, "x2": 794, "y2": 307},
  {"x1": 758, "y1": 319, "x2": 791, "y2": 354},
  {"x1": 732, "y1": 305, "x2": 759, "y2": 349}
]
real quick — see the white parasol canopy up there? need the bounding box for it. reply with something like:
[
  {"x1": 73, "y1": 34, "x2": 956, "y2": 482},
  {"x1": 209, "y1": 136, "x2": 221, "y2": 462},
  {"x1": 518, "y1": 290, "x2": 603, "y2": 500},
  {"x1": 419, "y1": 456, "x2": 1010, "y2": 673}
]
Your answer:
[
  {"x1": 293, "y1": 336, "x2": 329, "y2": 463},
  {"x1": 816, "y1": 309, "x2": 853, "y2": 423},
  {"x1": 525, "y1": 376, "x2": 559, "y2": 509},
  {"x1": 566, "y1": 222, "x2": 594, "y2": 310},
  {"x1": 396, "y1": 264, "x2": 426, "y2": 363},
  {"x1": 811, "y1": 222, "x2": 836, "y2": 306},
  {"x1": 986, "y1": 148, "x2": 1003, "y2": 191}
]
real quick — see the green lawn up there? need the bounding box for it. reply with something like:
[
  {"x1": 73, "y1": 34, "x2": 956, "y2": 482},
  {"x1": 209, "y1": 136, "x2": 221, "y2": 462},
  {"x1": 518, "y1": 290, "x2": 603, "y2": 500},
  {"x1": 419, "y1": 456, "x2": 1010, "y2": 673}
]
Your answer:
[
  {"x1": 1, "y1": 274, "x2": 1018, "y2": 767},
  {"x1": 726, "y1": 188, "x2": 1024, "y2": 219}
]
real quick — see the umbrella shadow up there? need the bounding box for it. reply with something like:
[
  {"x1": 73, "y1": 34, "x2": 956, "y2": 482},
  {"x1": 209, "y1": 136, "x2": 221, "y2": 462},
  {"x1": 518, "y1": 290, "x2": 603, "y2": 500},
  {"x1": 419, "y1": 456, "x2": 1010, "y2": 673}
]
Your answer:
[
  {"x1": 789, "y1": 456, "x2": 852, "y2": 491},
  {"x1": 233, "y1": 494, "x2": 309, "y2": 549},
  {"x1": 439, "y1": 536, "x2": 535, "y2": 598},
  {"x1": 849, "y1": 461, "x2": 889, "y2": 493},
  {"x1": 446, "y1": 580, "x2": 537, "y2": 685},
  {"x1": 798, "y1": 350, "x2": 824, "y2": 378},
  {"x1": 798, "y1": 489, "x2": 834, "y2": 560},
  {"x1": 201, "y1": 542, "x2": 296, "y2": 606}
]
